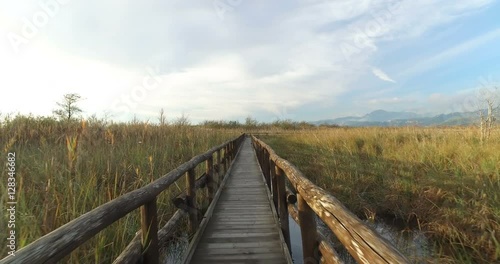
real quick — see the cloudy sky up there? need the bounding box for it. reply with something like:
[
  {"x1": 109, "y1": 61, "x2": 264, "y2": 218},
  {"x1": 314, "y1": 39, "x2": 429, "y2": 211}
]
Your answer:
[{"x1": 1, "y1": 0, "x2": 500, "y2": 123}]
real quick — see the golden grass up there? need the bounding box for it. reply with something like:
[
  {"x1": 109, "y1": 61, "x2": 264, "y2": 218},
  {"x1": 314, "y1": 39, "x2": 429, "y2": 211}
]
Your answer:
[
  {"x1": 260, "y1": 126, "x2": 499, "y2": 263},
  {"x1": 0, "y1": 115, "x2": 238, "y2": 262}
]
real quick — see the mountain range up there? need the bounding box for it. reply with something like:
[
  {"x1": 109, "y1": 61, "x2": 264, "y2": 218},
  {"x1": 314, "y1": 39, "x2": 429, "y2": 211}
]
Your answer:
[{"x1": 313, "y1": 110, "x2": 481, "y2": 127}]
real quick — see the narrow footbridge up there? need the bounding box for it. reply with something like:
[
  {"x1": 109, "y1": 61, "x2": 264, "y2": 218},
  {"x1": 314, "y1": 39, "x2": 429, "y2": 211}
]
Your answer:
[{"x1": 1, "y1": 135, "x2": 408, "y2": 264}]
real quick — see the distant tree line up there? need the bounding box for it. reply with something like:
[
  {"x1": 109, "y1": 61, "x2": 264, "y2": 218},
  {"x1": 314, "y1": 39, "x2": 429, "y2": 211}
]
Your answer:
[
  {"x1": 0, "y1": 93, "x2": 340, "y2": 130},
  {"x1": 200, "y1": 117, "x2": 338, "y2": 130}
]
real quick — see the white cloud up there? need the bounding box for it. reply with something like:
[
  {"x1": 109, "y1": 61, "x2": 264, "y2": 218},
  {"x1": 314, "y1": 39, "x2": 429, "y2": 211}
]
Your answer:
[
  {"x1": 368, "y1": 97, "x2": 412, "y2": 104},
  {"x1": 0, "y1": 42, "x2": 143, "y2": 117},
  {"x1": 400, "y1": 28, "x2": 500, "y2": 78},
  {"x1": 372, "y1": 67, "x2": 396, "y2": 83},
  {"x1": 0, "y1": 0, "x2": 497, "y2": 121}
]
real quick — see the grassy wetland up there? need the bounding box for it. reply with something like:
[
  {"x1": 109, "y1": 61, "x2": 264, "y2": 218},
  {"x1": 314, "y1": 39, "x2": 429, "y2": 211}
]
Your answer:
[
  {"x1": 260, "y1": 127, "x2": 499, "y2": 263},
  {"x1": 1, "y1": 114, "x2": 499, "y2": 263},
  {"x1": 0, "y1": 115, "x2": 238, "y2": 263}
]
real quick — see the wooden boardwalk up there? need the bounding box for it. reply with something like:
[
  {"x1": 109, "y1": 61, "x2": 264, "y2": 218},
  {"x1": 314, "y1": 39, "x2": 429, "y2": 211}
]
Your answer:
[
  {"x1": 3, "y1": 134, "x2": 408, "y2": 264},
  {"x1": 187, "y1": 138, "x2": 291, "y2": 264}
]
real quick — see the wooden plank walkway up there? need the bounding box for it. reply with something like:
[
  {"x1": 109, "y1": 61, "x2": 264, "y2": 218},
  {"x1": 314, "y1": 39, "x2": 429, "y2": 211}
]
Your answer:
[{"x1": 187, "y1": 137, "x2": 290, "y2": 264}]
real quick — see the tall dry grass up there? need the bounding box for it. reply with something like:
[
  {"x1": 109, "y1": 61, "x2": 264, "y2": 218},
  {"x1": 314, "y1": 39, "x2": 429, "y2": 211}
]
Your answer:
[
  {"x1": 261, "y1": 126, "x2": 499, "y2": 263},
  {"x1": 0, "y1": 114, "x2": 238, "y2": 263}
]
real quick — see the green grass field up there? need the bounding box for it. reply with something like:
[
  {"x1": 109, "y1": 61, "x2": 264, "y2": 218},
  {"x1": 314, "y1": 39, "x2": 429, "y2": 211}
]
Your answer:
[{"x1": 260, "y1": 127, "x2": 499, "y2": 263}]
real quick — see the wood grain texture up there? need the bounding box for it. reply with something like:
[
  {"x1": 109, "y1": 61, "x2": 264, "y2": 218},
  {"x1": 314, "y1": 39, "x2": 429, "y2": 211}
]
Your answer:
[{"x1": 188, "y1": 138, "x2": 290, "y2": 264}]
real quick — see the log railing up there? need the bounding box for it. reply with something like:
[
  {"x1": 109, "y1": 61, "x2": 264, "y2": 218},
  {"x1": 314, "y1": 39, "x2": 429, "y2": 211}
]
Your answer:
[
  {"x1": 251, "y1": 136, "x2": 409, "y2": 264},
  {"x1": 0, "y1": 134, "x2": 245, "y2": 264}
]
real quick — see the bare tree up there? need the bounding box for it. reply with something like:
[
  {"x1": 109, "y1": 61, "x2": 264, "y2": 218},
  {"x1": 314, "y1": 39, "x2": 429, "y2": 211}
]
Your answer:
[
  {"x1": 158, "y1": 108, "x2": 168, "y2": 126},
  {"x1": 53, "y1": 93, "x2": 83, "y2": 122},
  {"x1": 245, "y1": 116, "x2": 258, "y2": 129},
  {"x1": 478, "y1": 85, "x2": 499, "y2": 142},
  {"x1": 174, "y1": 113, "x2": 190, "y2": 126}
]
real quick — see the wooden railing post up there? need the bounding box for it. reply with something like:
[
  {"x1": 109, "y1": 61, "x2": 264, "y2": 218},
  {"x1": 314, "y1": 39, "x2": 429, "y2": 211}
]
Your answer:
[
  {"x1": 276, "y1": 167, "x2": 291, "y2": 252},
  {"x1": 260, "y1": 149, "x2": 272, "y2": 191},
  {"x1": 140, "y1": 198, "x2": 159, "y2": 264},
  {"x1": 271, "y1": 161, "x2": 279, "y2": 208},
  {"x1": 298, "y1": 194, "x2": 318, "y2": 264},
  {"x1": 264, "y1": 150, "x2": 270, "y2": 183},
  {"x1": 216, "y1": 149, "x2": 222, "y2": 185},
  {"x1": 206, "y1": 155, "x2": 214, "y2": 203},
  {"x1": 223, "y1": 145, "x2": 228, "y2": 174},
  {"x1": 231, "y1": 141, "x2": 235, "y2": 160},
  {"x1": 259, "y1": 148, "x2": 264, "y2": 165},
  {"x1": 186, "y1": 168, "x2": 198, "y2": 234}
]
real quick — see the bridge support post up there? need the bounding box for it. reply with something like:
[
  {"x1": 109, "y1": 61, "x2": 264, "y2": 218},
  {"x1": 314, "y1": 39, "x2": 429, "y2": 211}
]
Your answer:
[
  {"x1": 260, "y1": 149, "x2": 272, "y2": 191},
  {"x1": 206, "y1": 155, "x2": 214, "y2": 203},
  {"x1": 231, "y1": 141, "x2": 235, "y2": 161},
  {"x1": 264, "y1": 150, "x2": 270, "y2": 186},
  {"x1": 216, "y1": 149, "x2": 222, "y2": 184},
  {"x1": 223, "y1": 145, "x2": 228, "y2": 174},
  {"x1": 271, "y1": 161, "x2": 278, "y2": 208},
  {"x1": 276, "y1": 167, "x2": 291, "y2": 253},
  {"x1": 186, "y1": 168, "x2": 198, "y2": 234},
  {"x1": 298, "y1": 193, "x2": 318, "y2": 264},
  {"x1": 140, "y1": 198, "x2": 159, "y2": 264}
]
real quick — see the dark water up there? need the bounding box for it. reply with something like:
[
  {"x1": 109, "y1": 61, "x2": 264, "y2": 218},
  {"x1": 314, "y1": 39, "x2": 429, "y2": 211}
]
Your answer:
[
  {"x1": 289, "y1": 215, "x2": 434, "y2": 264},
  {"x1": 162, "y1": 234, "x2": 189, "y2": 264}
]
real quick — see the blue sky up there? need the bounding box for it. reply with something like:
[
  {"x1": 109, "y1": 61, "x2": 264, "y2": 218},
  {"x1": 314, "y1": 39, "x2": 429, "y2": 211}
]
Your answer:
[{"x1": 1, "y1": 0, "x2": 499, "y2": 123}]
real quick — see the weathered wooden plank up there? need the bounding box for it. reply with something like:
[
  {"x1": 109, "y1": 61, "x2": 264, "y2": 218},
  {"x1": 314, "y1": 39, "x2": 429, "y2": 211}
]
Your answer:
[
  {"x1": 203, "y1": 236, "x2": 283, "y2": 244},
  {"x1": 213, "y1": 214, "x2": 273, "y2": 218},
  {"x1": 181, "y1": 139, "x2": 242, "y2": 264},
  {"x1": 191, "y1": 259, "x2": 287, "y2": 264},
  {"x1": 195, "y1": 247, "x2": 284, "y2": 255},
  {"x1": 207, "y1": 227, "x2": 278, "y2": 232},
  {"x1": 197, "y1": 241, "x2": 285, "y2": 249},
  {"x1": 191, "y1": 253, "x2": 287, "y2": 261},
  {"x1": 206, "y1": 232, "x2": 281, "y2": 238},
  {"x1": 208, "y1": 221, "x2": 276, "y2": 226},
  {"x1": 187, "y1": 138, "x2": 290, "y2": 264}
]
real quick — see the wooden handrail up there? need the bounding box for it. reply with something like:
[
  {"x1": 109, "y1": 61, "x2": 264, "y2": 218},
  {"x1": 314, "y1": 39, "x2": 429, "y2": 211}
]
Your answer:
[
  {"x1": 251, "y1": 135, "x2": 409, "y2": 264},
  {"x1": 1, "y1": 134, "x2": 245, "y2": 264}
]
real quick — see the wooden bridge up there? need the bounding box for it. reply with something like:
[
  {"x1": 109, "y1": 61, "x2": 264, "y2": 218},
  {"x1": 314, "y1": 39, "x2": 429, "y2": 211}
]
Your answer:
[{"x1": 1, "y1": 134, "x2": 409, "y2": 264}]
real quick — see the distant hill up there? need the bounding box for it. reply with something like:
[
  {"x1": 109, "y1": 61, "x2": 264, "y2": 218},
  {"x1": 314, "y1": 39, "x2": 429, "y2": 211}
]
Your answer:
[{"x1": 313, "y1": 109, "x2": 479, "y2": 127}]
